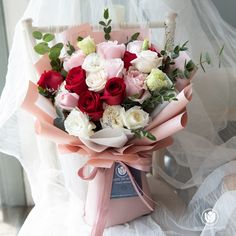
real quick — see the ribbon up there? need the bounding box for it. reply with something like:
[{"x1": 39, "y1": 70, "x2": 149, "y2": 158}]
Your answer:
[{"x1": 78, "y1": 152, "x2": 154, "y2": 236}]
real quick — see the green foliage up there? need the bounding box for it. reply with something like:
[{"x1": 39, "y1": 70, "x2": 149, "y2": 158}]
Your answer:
[
  {"x1": 218, "y1": 44, "x2": 224, "y2": 68},
  {"x1": 32, "y1": 31, "x2": 43, "y2": 40},
  {"x1": 132, "y1": 129, "x2": 156, "y2": 141},
  {"x1": 141, "y1": 86, "x2": 177, "y2": 113},
  {"x1": 49, "y1": 43, "x2": 63, "y2": 61},
  {"x1": 66, "y1": 41, "x2": 75, "y2": 56},
  {"x1": 43, "y1": 33, "x2": 55, "y2": 42},
  {"x1": 122, "y1": 98, "x2": 140, "y2": 110},
  {"x1": 34, "y1": 42, "x2": 50, "y2": 55},
  {"x1": 99, "y1": 8, "x2": 112, "y2": 40},
  {"x1": 126, "y1": 32, "x2": 140, "y2": 45}
]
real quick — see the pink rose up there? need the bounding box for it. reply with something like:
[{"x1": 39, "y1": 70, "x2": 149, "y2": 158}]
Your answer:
[
  {"x1": 63, "y1": 50, "x2": 86, "y2": 72},
  {"x1": 127, "y1": 40, "x2": 143, "y2": 54},
  {"x1": 124, "y1": 70, "x2": 147, "y2": 97},
  {"x1": 105, "y1": 58, "x2": 124, "y2": 78},
  {"x1": 97, "y1": 41, "x2": 125, "y2": 59},
  {"x1": 55, "y1": 92, "x2": 79, "y2": 110}
]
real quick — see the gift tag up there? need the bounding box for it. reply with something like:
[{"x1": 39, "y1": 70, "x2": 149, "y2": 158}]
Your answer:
[{"x1": 110, "y1": 163, "x2": 142, "y2": 199}]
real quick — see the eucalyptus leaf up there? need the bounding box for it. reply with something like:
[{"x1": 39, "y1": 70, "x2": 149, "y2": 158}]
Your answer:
[
  {"x1": 104, "y1": 8, "x2": 109, "y2": 19},
  {"x1": 105, "y1": 33, "x2": 110, "y2": 40},
  {"x1": 43, "y1": 33, "x2": 55, "y2": 42},
  {"x1": 32, "y1": 31, "x2": 42, "y2": 40},
  {"x1": 99, "y1": 21, "x2": 106, "y2": 26},
  {"x1": 49, "y1": 47, "x2": 61, "y2": 60},
  {"x1": 205, "y1": 52, "x2": 211, "y2": 65},
  {"x1": 131, "y1": 32, "x2": 140, "y2": 41},
  {"x1": 34, "y1": 42, "x2": 50, "y2": 55}
]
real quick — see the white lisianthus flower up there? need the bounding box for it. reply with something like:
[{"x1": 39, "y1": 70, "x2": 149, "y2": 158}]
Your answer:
[
  {"x1": 131, "y1": 50, "x2": 163, "y2": 73},
  {"x1": 86, "y1": 70, "x2": 108, "y2": 92},
  {"x1": 121, "y1": 106, "x2": 150, "y2": 130},
  {"x1": 64, "y1": 109, "x2": 96, "y2": 138},
  {"x1": 146, "y1": 68, "x2": 173, "y2": 91},
  {"x1": 77, "y1": 36, "x2": 96, "y2": 55},
  {"x1": 100, "y1": 105, "x2": 124, "y2": 129},
  {"x1": 82, "y1": 53, "x2": 105, "y2": 73}
]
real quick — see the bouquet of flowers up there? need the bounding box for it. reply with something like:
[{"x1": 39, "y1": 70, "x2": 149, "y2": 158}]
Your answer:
[{"x1": 22, "y1": 9, "x2": 195, "y2": 236}]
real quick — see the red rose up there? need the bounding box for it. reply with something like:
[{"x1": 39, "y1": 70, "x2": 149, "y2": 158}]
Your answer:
[
  {"x1": 102, "y1": 77, "x2": 126, "y2": 105},
  {"x1": 78, "y1": 91, "x2": 104, "y2": 121},
  {"x1": 65, "y1": 66, "x2": 87, "y2": 95},
  {"x1": 123, "y1": 51, "x2": 137, "y2": 70},
  {"x1": 37, "y1": 70, "x2": 64, "y2": 91}
]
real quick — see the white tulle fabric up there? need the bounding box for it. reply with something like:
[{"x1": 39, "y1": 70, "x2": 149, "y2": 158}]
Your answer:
[{"x1": 1, "y1": 0, "x2": 236, "y2": 235}]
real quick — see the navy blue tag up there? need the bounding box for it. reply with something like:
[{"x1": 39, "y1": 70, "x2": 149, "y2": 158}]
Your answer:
[{"x1": 110, "y1": 163, "x2": 142, "y2": 199}]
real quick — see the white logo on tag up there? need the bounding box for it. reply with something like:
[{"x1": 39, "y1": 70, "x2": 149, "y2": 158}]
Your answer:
[
  {"x1": 201, "y1": 208, "x2": 218, "y2": 225},
  {"x1": 116, "y1": 165, "x2": 127, "y2": 177}
]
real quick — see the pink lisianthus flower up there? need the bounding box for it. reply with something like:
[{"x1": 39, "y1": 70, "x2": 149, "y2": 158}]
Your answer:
[
  {"x1": 124, "y1": 69, "x2": 147, "y2": 97},
  {"x1": 63, "y1": 50, "x2": 86, "y2": 72},
  {"x1": 97, "y1": 41, "x2": 125, "y2": 59}
]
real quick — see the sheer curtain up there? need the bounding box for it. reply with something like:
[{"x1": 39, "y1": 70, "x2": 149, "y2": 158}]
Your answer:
[{"x1": 0, "y1": 0, "x2": 236, "y2": 235}]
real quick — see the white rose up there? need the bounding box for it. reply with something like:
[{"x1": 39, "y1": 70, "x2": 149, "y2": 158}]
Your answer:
[
  {"x1": 127, "y1": 40, "x2": 143, "y2": 54},
  {"x1": 131, "y1": 50, "x2": 163, "y2": 73},
  {"x1": 121, "y1": 106, "x2": 150, "y2": 130},
  {"x1": 86, "y1": 70, "x2": 108, "y2": 92},
  {"x1": 82, "y1": 53, "x2": 105, "y2": 73},
  {"x1": 64, "y1": 109, "x2": 96, "y2": 138},
  {"x1": 100, "y1": 105, "x2": 124, "y2": 129}
]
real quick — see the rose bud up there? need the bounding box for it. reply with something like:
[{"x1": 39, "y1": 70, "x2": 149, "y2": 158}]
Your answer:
[
  {"x1": 102, "y1": 77, "x2": 126, "y2": 105},
  {"x1": 78, "y1": 91, "x2": 104, "y2": 121},
  {"x1": 65, "y1": 66, "x2": 88, "y2": 95},
  {"x1": 77, "y1": 36, "x2": 96, "y2": 55},
  {"x1": 37, "y1": 70, "x2": 64, "y2": 91}
]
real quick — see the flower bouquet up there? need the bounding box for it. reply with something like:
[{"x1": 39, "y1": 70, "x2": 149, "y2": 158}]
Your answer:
[{"x1": 22, "y1": 9, "x2": 195, "y2": 236}]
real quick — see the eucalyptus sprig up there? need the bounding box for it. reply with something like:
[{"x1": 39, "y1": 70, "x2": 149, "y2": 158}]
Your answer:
[
  {"x1": 32, "y1": 31, "x2": 64, "y2": 72},
  {"x1": 132, "y1": 128, "x2": 156, "y2": 141},
  {"x1": 99, "y1": 8, "x2": 112, "y2": 40},
  {"x1": 142, "y1": 86, "x2": 177, "y2": 113},
  {"x1": 125, "y1": 32, "x2": 140, "y2": 46}
]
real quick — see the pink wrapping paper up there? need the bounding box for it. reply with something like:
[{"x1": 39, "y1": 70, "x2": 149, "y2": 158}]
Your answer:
[{"x1": 85, "y1": 165, "x2": 153, "y2": 229}]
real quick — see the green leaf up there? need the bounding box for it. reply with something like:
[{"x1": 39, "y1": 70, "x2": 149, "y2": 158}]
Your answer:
[
  {"x1": 171, "y1": 52, "x2": 179, "y2": 59},
  {"x1": 49, "y1": 47, "x2": 61, "y2": 60},
  {"x1": 104, "y1": 8, "x2": 109, "y2": 19},
  {"x1": 219, "y1": 45, "x2": 225, "y2": 56},
  {"x1": 32, "y1": 31, "x2": 43, "y2": 40},
  {"x1": 43, "y1": 33, "x2": 55, "y2": 42},
  {"x1": 105, "y1": 33, "x2": 110, "y2": 40},
  {"x1": 160, "y1": 50, "x2": 167, "y2": 56},
  {"x1": 199, "y1": 53, "x2": 206, "y2": 72},
  {"x1": 174, "y1": 45, "x2": 180, "y2": 54},
  {"x1": 131, "y1": 32, "x2": 140, "y2": 41},
  {"x1": 205, "y1": 52, "x2": 211, "y2": 65},
  {"x1": 104, "y1": 26, "x2": 111, "y2": 34},
  {"x1": 77, "y1": 36, "x2": 84, "y2": 42},
  {"x1": 34, "y1": 42, "x2": 50, "y2": 55},
  {"x1": 132, "y1": 129, "x2": 157, "y2": 141},
  {"x1": 60, "y1": 69, "x2": 68, "y2": 78},
  {"x1": 107, "y1": 19, "x2": 112, "y2": 25},
  {"x1": 99, "y1": 21, "x2": 106, "y2": 26},
  {"x1": 54, "y1": 43, "x2": 63, "y2": 49}
]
